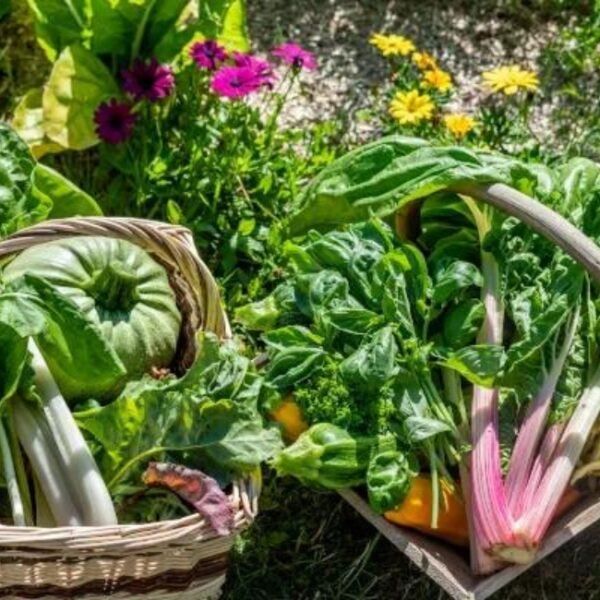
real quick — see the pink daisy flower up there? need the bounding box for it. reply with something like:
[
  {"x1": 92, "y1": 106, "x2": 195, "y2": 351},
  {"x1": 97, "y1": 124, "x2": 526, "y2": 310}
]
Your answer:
[
  {"x1": 94, "y1": 99, "x2": 136, "y2": 144},
  {"x1": 211, "y1": 66, "x2": 263, "y2": 99},
  {"x1": 121, "y1": 58, "x2": 175, "y2": 102},
  {"x1": 271, "y1": 42, "x2": 317, "y2": 71},
  {"x1": 190, "y1": 40, "x2": 228, "y2": 71},
  {"x1": 233, "y1": 53, "x2": 276, "y2": 87}
]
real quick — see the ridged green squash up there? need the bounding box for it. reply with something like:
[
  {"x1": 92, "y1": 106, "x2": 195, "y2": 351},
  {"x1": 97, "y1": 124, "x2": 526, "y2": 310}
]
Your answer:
[{"x1": 4, "y1": 236, "x2": 182, "y2": 400}]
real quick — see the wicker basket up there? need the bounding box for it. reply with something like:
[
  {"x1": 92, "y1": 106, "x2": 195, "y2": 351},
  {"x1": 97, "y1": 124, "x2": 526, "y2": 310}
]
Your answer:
[
  {"x1": 0, "y1": 217, "x2": 259, "y2": 599},
  {"x1": 340, "y1": 181, "x2": 600, "y2": 600}
]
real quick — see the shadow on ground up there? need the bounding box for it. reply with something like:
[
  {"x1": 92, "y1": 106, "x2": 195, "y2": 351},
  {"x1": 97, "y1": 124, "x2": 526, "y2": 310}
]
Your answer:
[{"x1": 224, "y1": 476, "x2": 600, "y2": 599}]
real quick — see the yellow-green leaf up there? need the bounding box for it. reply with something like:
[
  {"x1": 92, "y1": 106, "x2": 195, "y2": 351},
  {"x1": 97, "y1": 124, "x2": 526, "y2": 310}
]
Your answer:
[
  {"x1": 12, "y1": 89, "x2": 65, "y2": 158},
  {"x1": 42, "y1": 44, "x2": 119, "y2": 150}
]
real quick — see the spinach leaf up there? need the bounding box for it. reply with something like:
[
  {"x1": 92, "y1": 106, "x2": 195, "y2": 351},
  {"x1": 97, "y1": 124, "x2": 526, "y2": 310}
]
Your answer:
[{"x1": 339, "y1": 326, "x2": 398, "y2": 394}]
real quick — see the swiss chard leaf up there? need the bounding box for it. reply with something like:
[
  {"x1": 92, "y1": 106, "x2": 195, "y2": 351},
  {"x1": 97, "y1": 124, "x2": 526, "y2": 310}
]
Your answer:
[
  {"x1": 443, "y1": 299, "x2": 485, "y2": 349},
  {"x1": 287, "y1": 136, "x2": 552, "y2": 235},
  {"x1": 438, "y1": 344, "x2": 506, "y2": 388},
  {"x1": 432, "y1": 259, "x2": 482, "y2": 306}
]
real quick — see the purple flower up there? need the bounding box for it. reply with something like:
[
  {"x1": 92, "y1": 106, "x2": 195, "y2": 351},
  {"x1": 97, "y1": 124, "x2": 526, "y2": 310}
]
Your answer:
[
  {"x1": 121, "y1": 58, "x2": 175, "y2": 102},
  {"x1": 271, "y1": 42, "x2": 317, "y2": 71},
  {"x1": 211, "y1": 66, "x2": 263, "y2": 99},
  {"x1": 233, "y1": 53, "x2": 276, "y2": 87},
  {"x1": 94, "y1": 99, "x2": 136, "y2": 144},
  {"x1": 190, "y1": 40, "x2": 228, "y2": 70}
]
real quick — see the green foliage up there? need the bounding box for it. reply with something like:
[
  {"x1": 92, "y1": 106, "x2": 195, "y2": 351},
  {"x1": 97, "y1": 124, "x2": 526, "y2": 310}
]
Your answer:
[
  {"x1": 76, "y1": 333, "x2": 282, "y2": 493},
  {"x1": 239, "y1": 217, "x2": 494, "y2": 509},
  {"x1": 367, "y1": 450, "x2": 419, "y2": 513},
  {"x1": 0, "y1": 123, "x2": 101, "y2": 238},
  {"x1": 42, "y1": 44, "x2": 119, "y2": 150},
  {"x1": 197, "y1": 0, "x2": 249, "y2": 51},
  {"x1": 539, "y1": 5, "x2": 600, "y2": 159},
  {"x1": 61, "y1": 65, "x2": 345, "y2": 306},
  {"x1": 0, "y1": 0, "x2": 10, "y2": 21},
  {"x1": 26, "y1": 0, "x2": 245, "y2": 62},
  {"x1": 16, "y1": 0, "x2": 250, "y2": 151},
  {"x1": 0, "y1": 275, "x2": 126, "y2": 405},
  {"x1": 286, "y1": 136, "x2": 552, "y2": 236}
]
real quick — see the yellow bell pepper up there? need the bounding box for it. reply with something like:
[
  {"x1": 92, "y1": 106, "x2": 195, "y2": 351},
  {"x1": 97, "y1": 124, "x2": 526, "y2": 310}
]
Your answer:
[
  {"x1": 270, "y1": 395, "x2": 308, "y2": 441},
  {"x1": 384, "y1": 475, "x2": 469, "y2": 547}
]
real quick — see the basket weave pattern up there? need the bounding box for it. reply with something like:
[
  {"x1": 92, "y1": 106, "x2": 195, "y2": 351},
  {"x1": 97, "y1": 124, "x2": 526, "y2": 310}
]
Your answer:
[{"x1": 0, "y1": 217, "x2": 256, "y2": 599}]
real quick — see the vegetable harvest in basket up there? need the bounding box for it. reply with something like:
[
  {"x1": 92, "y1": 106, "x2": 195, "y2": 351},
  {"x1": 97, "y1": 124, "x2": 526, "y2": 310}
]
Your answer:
[
  {"x1": 237, "y1": 136, "x2": 600, "y2": 574},
  {"x1": 0, "y1": 234, "x2": 282, "y2": 530}
]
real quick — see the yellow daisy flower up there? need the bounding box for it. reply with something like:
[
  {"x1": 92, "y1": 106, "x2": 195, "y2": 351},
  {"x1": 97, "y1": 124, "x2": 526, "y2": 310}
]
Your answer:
[
  {"x1": 482, "y1": 65, "x2": 539, "y2": 95},
  {"x1": 389, "y1": 90, "x2": 435, "y2": 125},
  {"x1": 422, "y1": 69, "x2": 453, "y2": 92},
  {"x1": 412, "y1": 51, "x2": 437, "y2": 71},
  {"x1": 370, "y1": 33, "x2": 416, "y2": 57},
  {"x1": 443, "y1": 114, "x2": 476, "y2": 137}
]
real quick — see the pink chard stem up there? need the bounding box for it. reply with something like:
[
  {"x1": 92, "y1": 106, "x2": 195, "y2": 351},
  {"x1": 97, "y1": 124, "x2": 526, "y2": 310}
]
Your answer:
[
  {"x1": 516, "y1": 364, "x2": 600, "y2": 546},
  {"x1": 520, "y1": 421, "x2": 565, "y2": 515},
  {"x1": 505, "y1": 311, "x2": 579, "y2": 519},
  {"x1": 468, "y1": 251, "x2": 513, "y2": 574}
]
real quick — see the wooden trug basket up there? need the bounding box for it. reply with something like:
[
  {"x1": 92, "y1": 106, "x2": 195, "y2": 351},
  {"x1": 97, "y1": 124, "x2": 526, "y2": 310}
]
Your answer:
[
  {"x1": 340, "y1": 181, "x2": 600, "y2": 600},
  {"x1": 0, "y1": 217, "x2": 258, "y2": 599}
]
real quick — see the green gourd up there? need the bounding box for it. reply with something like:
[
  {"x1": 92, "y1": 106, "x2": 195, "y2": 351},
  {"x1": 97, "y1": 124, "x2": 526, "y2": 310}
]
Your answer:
[{"x1": 3, "y1": 236, "x2": 181, "y2": 401}]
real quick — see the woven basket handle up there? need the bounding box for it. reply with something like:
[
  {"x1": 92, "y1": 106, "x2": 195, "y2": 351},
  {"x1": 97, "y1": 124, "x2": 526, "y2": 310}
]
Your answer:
[{"x1": 452, "y1": 182, "x2": 600, "y2": 280}]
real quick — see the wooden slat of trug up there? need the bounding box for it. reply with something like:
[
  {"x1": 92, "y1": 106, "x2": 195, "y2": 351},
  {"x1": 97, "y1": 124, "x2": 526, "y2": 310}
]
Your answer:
[{"x1": 339, "y1": 490, "x2": 600, "y2": 600}]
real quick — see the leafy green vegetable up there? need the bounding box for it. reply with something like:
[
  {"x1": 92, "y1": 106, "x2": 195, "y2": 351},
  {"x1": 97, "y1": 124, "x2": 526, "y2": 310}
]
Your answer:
[
  {"x1": 286, "y1": 136, "x2": 553, "y2": 236},
  {"x1": 239, "y1": 217, "x2": 483, "y2": 515},
  {"x1": 288, "y1": 136, "x2": 600, "y2": 570},
  {"x1": 367, "y1": 450, "x2": 418, "y2": 513},
  {"x1": 76, "y1": 333, "x2": 283, "y2": 492},
  {"x1": 0, "y1": 275, "x2": 127, "y2": 403},
  {"x1": 0, "y1": 123, "x2": 49, "y2": 238},
  {"x1": 0, "y1": 276, "x2": 122, "y2": 526}
]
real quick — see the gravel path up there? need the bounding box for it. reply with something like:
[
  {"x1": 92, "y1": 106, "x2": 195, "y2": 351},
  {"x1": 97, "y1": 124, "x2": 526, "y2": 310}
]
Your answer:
[{"x1": 248, "y1": 0, "x2": 560, "y2": 137}]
